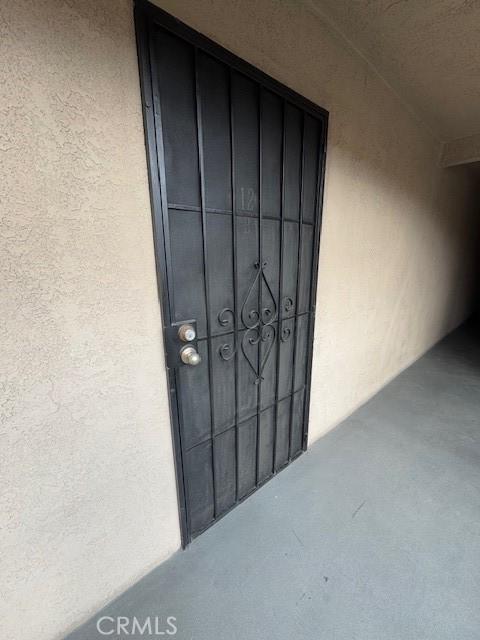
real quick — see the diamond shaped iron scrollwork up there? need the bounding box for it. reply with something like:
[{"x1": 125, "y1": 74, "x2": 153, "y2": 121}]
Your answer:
[
  {"x1": 218, "y1": 261, "x2": 277, "y2": 385},
  {"x1": 241, "y1": 260, "x2": 277, "y2": 384}
]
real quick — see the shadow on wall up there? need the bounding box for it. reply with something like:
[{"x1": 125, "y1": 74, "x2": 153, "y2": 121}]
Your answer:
[
  {"x1": 432, "y1": 164, "x2": 480, "y2": 330},
  {"x1": 463, "y1": 162, "x2": 480, "y2": 327},
  {"x1": 312, "y1": 134, "x2": 480, "y2": 440}
]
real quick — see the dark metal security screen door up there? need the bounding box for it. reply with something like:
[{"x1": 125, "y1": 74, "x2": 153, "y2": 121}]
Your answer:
[{"x1": 135, "y1": 2, "x2": 328, "y2": 544}]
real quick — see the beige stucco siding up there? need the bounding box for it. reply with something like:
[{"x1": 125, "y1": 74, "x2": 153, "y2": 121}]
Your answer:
[
  {"x1": 0, "y1": 2, "x2": 180, "y2": 639},
  {"x1": 1, "y1": 1, "x2": 478, "y2": 639}
]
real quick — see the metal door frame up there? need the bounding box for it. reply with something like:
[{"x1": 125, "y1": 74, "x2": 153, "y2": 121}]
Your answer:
[{"x1": 134, "y1": 0, "x2": 329, "y2": 546}]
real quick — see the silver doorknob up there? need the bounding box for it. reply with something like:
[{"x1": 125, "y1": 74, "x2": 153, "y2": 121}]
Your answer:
[
  {"x1": 180, "y1": 345, "x2": 201, "y2": 366},
  {"x1": 178, "y1": 323, "x2": 196, "y2": 342}
]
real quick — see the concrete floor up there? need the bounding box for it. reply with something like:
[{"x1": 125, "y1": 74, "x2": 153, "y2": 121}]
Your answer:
[{"x1": 66, "y1": 324, "x2": 480, "y2": 640}]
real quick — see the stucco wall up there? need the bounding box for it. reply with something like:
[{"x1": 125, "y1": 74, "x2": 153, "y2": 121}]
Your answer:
[
  {"x1": 0, "y1": 1, "x2": 180, "y2": 639},
  {"x1": 442, "y1": 133, "x2": 480, "y2": 167},
  {"x1": 1, "y1": 1, "x2": 479, "y2": 639}
]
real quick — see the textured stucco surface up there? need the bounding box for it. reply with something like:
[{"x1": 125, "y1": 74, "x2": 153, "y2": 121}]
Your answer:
[
  {"x1": 0, "y1": 1, "x2": 180, "y2": 639},
  {"x1": 308, "y1": 0, "x2": 480, "y2": 143},
  {"x1": 1, "y1": 1, "x2": 480, "y2": 639},
  {"x1": 442, "y1": 133, "x2": 480, "y2": 168}
]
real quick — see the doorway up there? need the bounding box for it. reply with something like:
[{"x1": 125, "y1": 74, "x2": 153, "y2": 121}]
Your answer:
[{"x1": 135, "y1": 0, "x2": 328, "y2": 544}]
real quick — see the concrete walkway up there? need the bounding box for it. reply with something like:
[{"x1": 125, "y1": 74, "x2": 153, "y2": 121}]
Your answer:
[{"x1": 66, "y1": 324, "x2": 480, "y2": 640}]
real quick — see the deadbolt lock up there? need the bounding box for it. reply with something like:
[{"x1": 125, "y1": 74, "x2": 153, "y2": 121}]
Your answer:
[
  {"x1": 178, "y1": 323, "x2": 196, "y2": 342},
  {"x1": 165, "y1": 320, "x2": 198, "y2": 369},
  {"x1": 180, "y1": 345, "x2": 201, "y2": 366}
]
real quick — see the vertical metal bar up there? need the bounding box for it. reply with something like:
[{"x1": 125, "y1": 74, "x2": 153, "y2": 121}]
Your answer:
[
  {"x1": 229, "y1": 68, "x2": 240, "y2": 502},
  {"x1": 194, "y1": 47, "x2": 217, "y2": 516},
  {"x1": 139, "y1": 16, "x2": 189, "y2": 544},
  {"x1": 144, "y1": 27, "x2": 175, "y2": 325},
  {"x1": 272, "y1": 99, "x2": 286, "y2": 474},
  {"x1": 255, "y1": 85, "x2": 263, "y2": 485},
  {"x1": 302, "y1": 120, "x2": 328, "y2": 450},
  {"x1": 288, "y1": 110, "x2": 306, "y2": 461}
]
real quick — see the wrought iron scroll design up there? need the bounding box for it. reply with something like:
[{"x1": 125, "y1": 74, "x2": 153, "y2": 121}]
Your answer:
[
  {"x1": 218, "y1": 307, "x2": 234, "y2": 328},
  {"x1": 282, "y1": 296, "x2": 294, "y2": 314},
  {"x1": 217, "y1": 307, "x2": 235, "y2": 362},
  {"x1": 219, "y1": 261, "x2": 277, "y2": 384},
  {"x1": 241, "y1": 260, "x2": 277, "y2": 384},
  {"x1": 218, "y1": 342, "x2": 235, "y2": 361}
]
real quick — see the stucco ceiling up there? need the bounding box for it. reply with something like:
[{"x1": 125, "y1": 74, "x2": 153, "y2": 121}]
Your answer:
[{"x1": 307, "y1": 0, "x2": 480, "y2": 151}]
